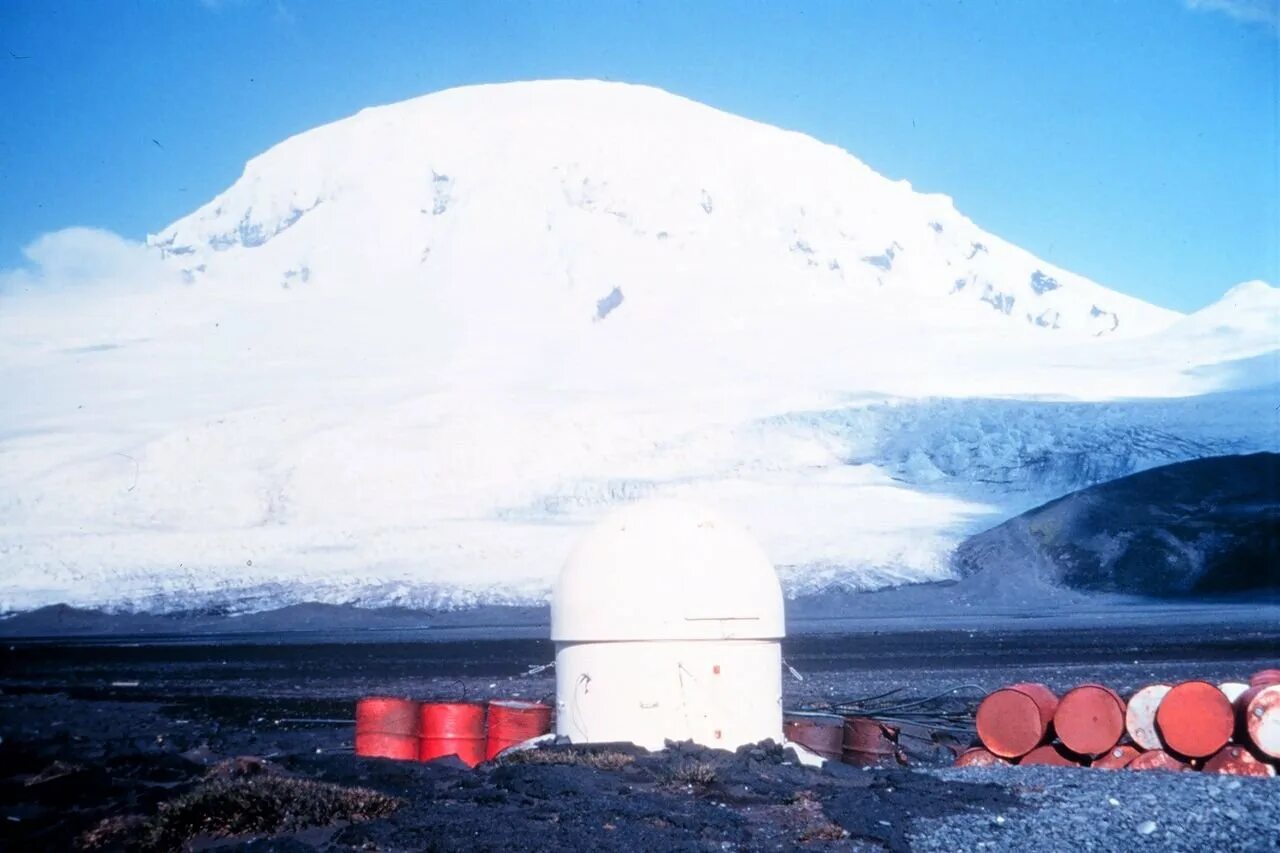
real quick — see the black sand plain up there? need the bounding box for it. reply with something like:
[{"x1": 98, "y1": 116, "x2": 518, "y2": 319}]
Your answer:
[{"x1": 2, "y1": 609, "x2": 1278, "y2": 851}]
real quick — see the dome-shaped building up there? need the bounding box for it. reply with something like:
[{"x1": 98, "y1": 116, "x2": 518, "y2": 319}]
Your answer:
[{"x1": 552, "y1": 499, "x2": 785, "y2": 750}]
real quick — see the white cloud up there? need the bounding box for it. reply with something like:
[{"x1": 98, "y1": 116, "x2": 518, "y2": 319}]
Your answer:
[
  {"x1": 1184, "y1": 0, "x2": 1280, "y2": 32},
  {"x1": 0, "y1": 227, "x2": 178, "y2": 296}
]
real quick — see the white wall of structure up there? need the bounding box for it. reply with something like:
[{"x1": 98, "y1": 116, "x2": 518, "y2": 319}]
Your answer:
[{"x1": 552, "y1": 499, "x2": 785, "y2": 751}]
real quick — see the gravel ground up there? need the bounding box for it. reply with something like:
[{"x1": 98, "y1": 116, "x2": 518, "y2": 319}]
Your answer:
[
  {"x1": 1, "y1": 621, "x2": 1277, "y2": 851},
  {"x1": 918, "y1": 765, "x2": 1278, "y2": 852}
]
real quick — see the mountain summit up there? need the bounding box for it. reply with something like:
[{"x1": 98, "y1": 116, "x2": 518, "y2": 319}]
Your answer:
[{"x1": 150, "y1": 80, "x2": 1177, "y2": 341}]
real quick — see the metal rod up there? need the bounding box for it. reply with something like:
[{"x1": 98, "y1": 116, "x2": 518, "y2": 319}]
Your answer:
[{"x1": 850, "y1": 684, "x2": 986, "y2": 714}]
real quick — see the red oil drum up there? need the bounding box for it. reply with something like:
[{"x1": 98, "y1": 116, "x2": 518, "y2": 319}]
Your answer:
[
  {"x1": 1203, "y1": 745, "x2": 1276, "y2": 778},
  {"x1": 1054, "y1": 684, "x2": 1126, "y2": 757},
  {"x1": 355, "y1": 732, "x2": 419, "y2": 760},
  {"x1": 355, "y1": 696, "x2": 420, "y2": 760},
  {"x1": 1018, "y1": 743, "x2": 1081, "y2": 767},
  {"x1": 975, "y1": 683, "x2": 1058, "y2": 759},
  {"x1": 486, "y1": 700, "x2": 553, "y2": 760},
  {"x1": 783, "y1": 717, "x2": 844, "y2": 760},
  {"x1": 1237, "y1": 684, "x2": 1280, "y2": 760},
  {"x1": 419, "y1": 702, "x2": 487, "y2": 767},
  {"x1": 1125, "y1": 684, "x2": 1172, "y2": 751},
  {"x1": 1249, "y1": 669, "x2": 1280, "y2": 688},
  {"x1": 1092, "y1": 745, "x2": 1142, "y2": 770},
  {"x1": 1156, "y1": 680, "x2": 1235, "y2": 759},
  {"x1": 841, "y1": 717, "x2": 899, "y2": 767},
  {"x1": 1128, "y1": 749, "x2": 1190, "y2": 772},
  {"x1": 952, "y1": 747, "x2": 1011, "y2": 768}
]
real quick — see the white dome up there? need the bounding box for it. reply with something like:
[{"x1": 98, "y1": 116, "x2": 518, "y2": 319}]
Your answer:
[{"x1": 551, "y1": 499, "x2": 785, "y2": 642}]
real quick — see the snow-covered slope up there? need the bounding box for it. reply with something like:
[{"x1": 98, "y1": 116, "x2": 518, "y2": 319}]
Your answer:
[
  {"x1": 0, "y1": 80, "x2": 1273, "y2": 613},
  {"x1": 149, "y1": 80, "x2": 1178, "y2": 341}
]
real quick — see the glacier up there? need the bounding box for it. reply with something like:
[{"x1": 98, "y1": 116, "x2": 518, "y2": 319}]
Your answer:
[{"x1": 0, "y1": 80, "x2": 1275, "y2": 613}]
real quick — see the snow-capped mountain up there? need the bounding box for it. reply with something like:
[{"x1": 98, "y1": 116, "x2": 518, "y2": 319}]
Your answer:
[
  {"x1": 149, "y1": 80, "x2": 1176, "y2": 341},
  {"x1": 0, "y1": 81, "x2": 1273, "y2": 614}
]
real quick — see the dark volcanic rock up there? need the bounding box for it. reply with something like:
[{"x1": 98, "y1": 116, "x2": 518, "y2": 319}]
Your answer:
[
  {"x1": 954, "y1": 452, "x2": 1280, "y2": 597},
  {"x1": 4, "y1": 634, "x2": 1280, "y2": 851}
]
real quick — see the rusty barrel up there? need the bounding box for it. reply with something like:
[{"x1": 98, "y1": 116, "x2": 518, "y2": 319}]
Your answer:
[
  {"x1": 355, "y1": 696, "x2": 420, "y2": 760},
  {"x1": 1203, "y1": 745, "x2": 1276, "y2": 778},
  {"x1": 1018, "y1": 743, "x2": 1080, "y2": 767},
  {"x1": 784, "y1": 717, "x2": 843, "y2": 760},
  {"x1": 1092, "y1": 745, "x2": 1142, "y2": 770},
  {"x1": 1124, "y1": 684, "x2": 1171, "y2": 751},
  {"x1": 1054, "y1": 684, "x2": 1126, "y2": 757},
  {"x1": 419, "y1": 702, "x2": 486, "y2": 767},
  {"x1": 975, "y1": 682, "x2": 1058, "y2": 759},
  {"x1": 1236, "y1": 684, "x2": 1280, "y2": 760},
  {"x1": 486, "y1": 700, "x2": 553, "y2": 760},
  {"x1": 957, "y1": 747, "x2": 1013, "y2": 768},
  {"x1": 1128, "y1": 749, "x2": 1190, "y2": 772},
  {"x1": 953, "y1": 747, "x2": 1010, "y2": 768},
  {"x1": 1249, "y1": 669, "x2": 1280, "y2": 688},
  {"x1": 1156, "y1": 680, "x2": 1235, "y2": 758},
  {"x1": 841, "y1": 717, "x2": 899, "y2": 767}
]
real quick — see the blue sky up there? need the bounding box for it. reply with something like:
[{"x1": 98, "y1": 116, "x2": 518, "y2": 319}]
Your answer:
[{"x1": 0, "y1": 0, "x2": 1275, "y2": 312}]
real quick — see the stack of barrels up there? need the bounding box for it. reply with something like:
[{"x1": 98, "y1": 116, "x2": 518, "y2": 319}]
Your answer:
[
  {"x1": 784, "y1": 716, "x2": 912, "y2": 767},
  {"x1": 956, "y1": 669, "x2": 1280, "y2": 776},
  {"x1": 354, "y1": 696, "x2": 553, "y2": 766}
]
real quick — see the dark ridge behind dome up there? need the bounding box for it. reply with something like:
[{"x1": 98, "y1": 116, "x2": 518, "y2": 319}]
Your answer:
[{"x1": 954, "y1": 452, "x2": 1280, "y2": 597}]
